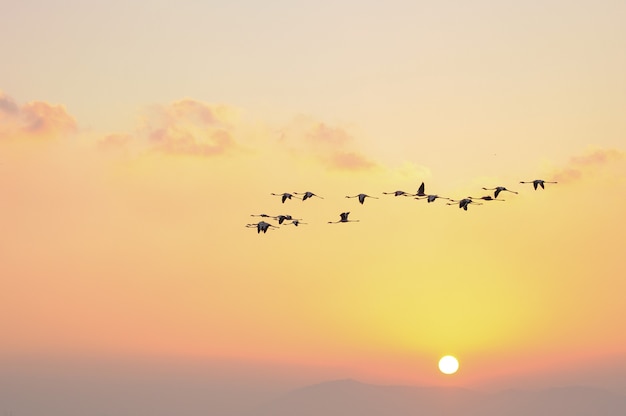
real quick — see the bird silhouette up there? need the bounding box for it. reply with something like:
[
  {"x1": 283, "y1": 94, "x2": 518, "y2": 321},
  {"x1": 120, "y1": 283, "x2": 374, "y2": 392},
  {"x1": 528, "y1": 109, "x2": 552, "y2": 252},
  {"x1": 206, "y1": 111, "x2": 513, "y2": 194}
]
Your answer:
[
  {"x1": 345, "y1": 193, "x2": 379, "y2": 204},
  {"x1": 411, "y1": 183, "x2": 450, "y2": 202},
  {"x1": 272, "y1": 214, "x2": 300, "y2": 225},
  {"x1": 294, "y1": 191, "x2": 324, "y2": 201},
  {"x1": 412, "y1": 182, "x2": 427, "y2": 197},
  {"x1": 382, "y1": 190, "x2": 410, "y2": 196},
  {"x1": 471, "y1": 195, "x2": 505, "y2": 201},
  {"x1": 250, "y1": 213, "x2": 273, "y2": 218},
  {"x1": 482, "y1": 186, "x2": 518, "y2": 198},
  {"x1": 416, "y1": 194, "x2": 451, "y2": 203},
  {"x1": 520, "y1": 179, "x2": 557, "y2": 190},
  {"x1": 328, "y1": 212, "x2": 359, "y2": 223},
  {"x1": 447, "y1": 197, "x2": 482, "y2": 211},
  {"x1": 246, "y1": 221, "x2": 278, "y2": 233},
  {"x1": 271, "y1": 192, "x2": 301, "y2": 203},
  {"x1": 287, "y1": 219, "x2": 307, "y2": 226}
]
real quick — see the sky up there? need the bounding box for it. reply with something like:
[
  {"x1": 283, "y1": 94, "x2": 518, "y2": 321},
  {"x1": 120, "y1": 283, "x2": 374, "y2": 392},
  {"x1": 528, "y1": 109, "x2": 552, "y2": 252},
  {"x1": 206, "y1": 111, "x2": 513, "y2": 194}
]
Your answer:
[{"x1": 1, "y1": 0, "x2": 626, "y2": 414}]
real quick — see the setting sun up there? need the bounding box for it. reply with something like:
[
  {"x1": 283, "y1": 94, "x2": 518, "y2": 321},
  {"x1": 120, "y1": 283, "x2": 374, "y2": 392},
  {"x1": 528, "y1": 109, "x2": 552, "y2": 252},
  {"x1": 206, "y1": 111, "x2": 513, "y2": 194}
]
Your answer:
[{"x1": 439, "y1": 356, "x2": 459, "y2": 375}]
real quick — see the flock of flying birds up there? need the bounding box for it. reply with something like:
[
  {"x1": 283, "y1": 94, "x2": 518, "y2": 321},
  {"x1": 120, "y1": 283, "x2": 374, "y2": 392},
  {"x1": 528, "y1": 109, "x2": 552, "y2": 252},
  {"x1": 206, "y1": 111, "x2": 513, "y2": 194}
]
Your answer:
[{"x1": 246, "y1": 179, "x2": 558, "y2": 233}]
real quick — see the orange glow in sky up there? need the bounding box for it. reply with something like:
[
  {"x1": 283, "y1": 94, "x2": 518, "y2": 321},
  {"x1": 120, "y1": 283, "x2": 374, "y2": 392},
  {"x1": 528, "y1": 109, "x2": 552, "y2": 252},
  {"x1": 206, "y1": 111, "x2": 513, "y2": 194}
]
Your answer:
[{"x1": 1, "y1": 3, "x2": 626, "y2": 412}]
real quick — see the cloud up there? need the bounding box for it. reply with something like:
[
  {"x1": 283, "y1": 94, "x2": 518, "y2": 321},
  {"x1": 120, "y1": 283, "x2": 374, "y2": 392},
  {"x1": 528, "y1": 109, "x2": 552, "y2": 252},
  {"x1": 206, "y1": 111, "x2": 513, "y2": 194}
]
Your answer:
[
  {"x1": 306, "y1": 123, "x2": 351, "y2": 146},
  {"x1": 0, "y1": 90, "x2": 77, "y2": 140},
  {"x1": 100, "y1": 103, "x2": 381, "y2": 172},
  {"x1": 326, "y1": 151, "x2": 377, "y2": 170},
  {"x1": 140, "y1": 99, "x2": 238, "y2": 156},
  {"x1": 279, "y1": 117, "x2": 378, "y2": 171},
  {"x1": 97, "y1": 133, "x2": 133, "y2": 150},
  {"x1": 551, "y1": 148, "x2": 625, "y2": 183},
  {"x1": 0, "y1": 91, "x2": 19, "y2": 115}
]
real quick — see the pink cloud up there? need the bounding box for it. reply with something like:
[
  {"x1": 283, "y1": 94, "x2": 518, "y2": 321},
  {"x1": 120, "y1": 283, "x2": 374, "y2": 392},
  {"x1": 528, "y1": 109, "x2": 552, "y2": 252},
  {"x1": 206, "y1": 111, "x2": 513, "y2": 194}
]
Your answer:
[
  {"x1": 169, "y1": 99, "x2": 219, "y2": 125},
  {"x1": 570, "y1": 148, "x2": 623, "y2": 166},
  {"x1": 279, "y1": 116, "x2": 379, "y2": 171},
  {"x1": 148, "y1": 127, "x2": 235, "y2": 156},
  {"x1": 21, "y1": 101, "x2": 77, "y2": 135},
  {"x1": 306, "y1": 123, "x2": 351, "y2": 146},
  {"x1": 326, "y1": 151, "x2": 377, "y2": 171},
  {"x1": 97, "y1": 133, "x2": 133, "y2": 150},
  {"x1": 0, "y1": 91, "x2": 19, "y2": 115},
  {"x1": 552, "y1": 148, "x2": 624, "y2": 183},
  {"x1": 0, "y1": 91, "x2": 77, "y2": 140},
  {"x1": 141, "y1": 99, "x2": 238, "y2": 157}
]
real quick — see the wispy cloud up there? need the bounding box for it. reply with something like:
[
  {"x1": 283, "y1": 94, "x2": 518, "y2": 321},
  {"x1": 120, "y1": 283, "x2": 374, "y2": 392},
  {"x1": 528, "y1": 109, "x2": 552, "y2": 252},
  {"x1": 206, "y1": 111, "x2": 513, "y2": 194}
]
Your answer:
[
  {"x1": 306, "y1": 123, "x2": 351, "y2": 147},
  {"x1": 97, "y1": 133, "x2": 133, "y2": 150},
  {"x1": 0, "y1": 90, "x2": 77, "y2": 140},
  {"x1": 0, "y1": 91, "x2": 19, "y2": 114},
  {"x1": 279, "y1": 117, "x2": 378, "y2": 171},
  {"x1": 326, "y1": 151, "x2": 377, "y2": 170},
  {"x1": 116, "y1": 98, "x2": 240, "y2": 157},
  {"x1": 551, "y1": 148, "x2": 625, "y2": 183}
]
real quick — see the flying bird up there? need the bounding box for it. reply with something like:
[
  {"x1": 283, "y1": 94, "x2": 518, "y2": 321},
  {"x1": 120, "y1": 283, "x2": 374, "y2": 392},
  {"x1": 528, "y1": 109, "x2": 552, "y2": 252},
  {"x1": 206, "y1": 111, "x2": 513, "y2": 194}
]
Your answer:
[
  {"x1": 411, "y1": 183, "x2": 450, "y2": 202},
  {"x1": 447, "y1": 197, "x2": 482, "y2": 211},
  {"x1": 482, "y1": 186, "x2": 518, "y2": 198},
  {"x1": 287, "y1": 219, "x2": 307, "y2": 226},
  {"x1": 272, "y1": 214, "x2": 299, "y2": 225},
  {"x1": 294, "y1": 191, "x2": 324, "y2": 201},
  {"x1": 345, "y1": 193, "x2": 379, "y2": 205},
  {"x1": 250, "y1": 213, "x2": 273, "y2": 218},
  {"x1": 416, "y1": 194, "x2": 451, "y2": 203},
  {"x1": 413, "y1": 182, "x2": 427, "y2": 197},
  {"x1": 271, "y1": 192, "x2": 301, "y2": 203},
  {"x1": 246, "y1": 221, "x2": 278, "y2": 234},
  {"x1": 471, "y1": 195, "x2": 505, "y2": 201},
  {"x1": 382, "y1": 190, "x2": 410, "y2": 196},
  {"x1": 328, "y1": 212, "x2": 359, "y2": 224},
  {"x1": 520, "y1": 179, "x2": 558, "y2": 190}
]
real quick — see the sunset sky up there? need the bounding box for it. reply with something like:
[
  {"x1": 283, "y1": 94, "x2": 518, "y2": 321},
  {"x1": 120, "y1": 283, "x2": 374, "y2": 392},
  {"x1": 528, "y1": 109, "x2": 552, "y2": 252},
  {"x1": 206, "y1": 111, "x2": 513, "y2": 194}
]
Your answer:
[{"x1": 2, "y1": 0, "x2": 626, "y2": 413}]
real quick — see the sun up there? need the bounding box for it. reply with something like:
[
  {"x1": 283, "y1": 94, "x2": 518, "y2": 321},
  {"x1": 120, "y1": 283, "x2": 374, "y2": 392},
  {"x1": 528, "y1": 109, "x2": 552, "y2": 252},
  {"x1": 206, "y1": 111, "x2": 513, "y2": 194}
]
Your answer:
[{"x1": 438, "y1": 355, "x2": 459, "y2": 375}]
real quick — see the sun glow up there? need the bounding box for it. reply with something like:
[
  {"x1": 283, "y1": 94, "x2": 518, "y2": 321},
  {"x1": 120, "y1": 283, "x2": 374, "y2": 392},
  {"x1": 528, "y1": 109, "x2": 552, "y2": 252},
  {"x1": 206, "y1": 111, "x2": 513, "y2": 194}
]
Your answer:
[{"x1": 438, "y1": 355, "x2": 459, "y2": 375}]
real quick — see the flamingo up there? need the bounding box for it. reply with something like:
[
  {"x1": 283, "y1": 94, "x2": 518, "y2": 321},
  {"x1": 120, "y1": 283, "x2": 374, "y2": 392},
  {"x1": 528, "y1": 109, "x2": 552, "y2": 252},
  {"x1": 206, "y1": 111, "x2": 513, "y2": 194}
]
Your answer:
[
  {"x1": 246, "y1": 221, "x2": 278, "y2": 234},
  {"x1": 272, "y1": 214, "x2": 300, "y2": 225},
  {"x1": 328, "y1": 212, "x2": 359, "y2": 224},
  {"x1": 287, "y1": 219, "x2": 307, "y2": 226},
  {"x1": 447, "y1": 197, "x2": 482, "y2": 211},
  {"x1": 411, "y1": 182, "x2": 450, "y2": 202},
  {"x1": 271, "y1": 192, "x2": 301, "y2": 203},
  {"x1": 416, "y1": 194, "x2": 451, "y2": 203},
  {"x1": 520, "y1": 179, "x2": 557, "y2": 190},
  {"x1": 345, "y1": 193, "x2": 379, "y2": 205},
  {"x1": 294, "y1": 191, "x2": 324, "y2": 201},
  {"x1": 482, "y1": 186, "x2": 518, "y2": 198},
  {"x1": 413, "y1": 182, "x2": 427, "y2": 197},
  {"x1": 250, "y1": 213, "x2": 273, "y2": 218},
  {"x1": 382, "y1": 190, "x2": 410, "y2": 196},
  {"x1": 471, "y1": 195, "x2": 505, "y2": 201}
]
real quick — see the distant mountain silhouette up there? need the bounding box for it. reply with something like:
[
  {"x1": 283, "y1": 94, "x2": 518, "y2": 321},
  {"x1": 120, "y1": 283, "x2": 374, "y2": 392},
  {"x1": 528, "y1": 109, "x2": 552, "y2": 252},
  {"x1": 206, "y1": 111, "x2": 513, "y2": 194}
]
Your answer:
[{"x1": 250, "y1": 379, "x2": 626, "y2": 416}]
